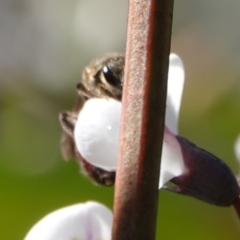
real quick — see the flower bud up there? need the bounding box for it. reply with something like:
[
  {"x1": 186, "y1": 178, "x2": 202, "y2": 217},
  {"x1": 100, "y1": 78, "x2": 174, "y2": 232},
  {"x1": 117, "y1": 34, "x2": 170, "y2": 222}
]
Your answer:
[{"x1": 166, "y1": 136, "x2": 240, "y2": 206}]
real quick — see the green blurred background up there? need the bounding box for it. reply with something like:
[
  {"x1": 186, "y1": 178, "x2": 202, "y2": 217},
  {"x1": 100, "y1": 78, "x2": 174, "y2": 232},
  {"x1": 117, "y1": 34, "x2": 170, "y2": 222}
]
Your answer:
[{"x1": 1, "y1": 0, "x2": 240, "y2": 239}]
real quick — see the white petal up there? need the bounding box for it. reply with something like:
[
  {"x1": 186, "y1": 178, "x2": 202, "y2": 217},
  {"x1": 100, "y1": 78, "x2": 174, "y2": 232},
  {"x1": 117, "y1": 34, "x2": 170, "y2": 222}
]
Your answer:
[
  {"x1": 165, "y1": 54, "x2": 185, "y2": 134},
  {"x1": 74, "y1": 98, "x2": 121, "y2": 170},
  {"x1": 234, "y1": 134, "x2": 240, "y2": 163},
  {"x1": 24, "y1": 201, "x2": 113, "y2": 240},
  {"x1": 159, "y1": 127, "x2": 186, "y2": 188},
  {"x1": 74, "y1": 54, "x2": 185, "y2": 176}
]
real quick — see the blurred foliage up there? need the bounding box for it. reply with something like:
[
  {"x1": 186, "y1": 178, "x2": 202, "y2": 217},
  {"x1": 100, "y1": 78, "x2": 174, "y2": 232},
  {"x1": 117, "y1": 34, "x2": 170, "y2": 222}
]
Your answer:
[{"x1": 1, "y1": 0, "x2": 240, "y2": 239}]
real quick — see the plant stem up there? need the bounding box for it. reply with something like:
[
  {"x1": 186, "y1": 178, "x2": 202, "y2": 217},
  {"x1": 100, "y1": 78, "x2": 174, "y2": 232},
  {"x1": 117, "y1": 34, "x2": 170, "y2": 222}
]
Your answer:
[{"x1": 112, "y1": 0, "x2": 174, "y2": 239}]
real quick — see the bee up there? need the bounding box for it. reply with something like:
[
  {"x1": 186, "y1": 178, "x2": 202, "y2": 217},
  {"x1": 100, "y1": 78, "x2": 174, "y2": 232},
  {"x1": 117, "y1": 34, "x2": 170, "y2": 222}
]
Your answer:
[
  {"x1": 59, "y1": 53, "x2": 240, "y2": 208},
  {"x1": 59, "y1": 53, "x2": 124, "y2": 186}
]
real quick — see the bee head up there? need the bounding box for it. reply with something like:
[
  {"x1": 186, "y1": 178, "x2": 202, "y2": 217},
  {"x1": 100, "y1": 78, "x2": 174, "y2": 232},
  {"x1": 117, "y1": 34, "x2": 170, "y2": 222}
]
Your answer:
[{"x1": 77, "y1": 53, "x2": 124, "y2": 101}]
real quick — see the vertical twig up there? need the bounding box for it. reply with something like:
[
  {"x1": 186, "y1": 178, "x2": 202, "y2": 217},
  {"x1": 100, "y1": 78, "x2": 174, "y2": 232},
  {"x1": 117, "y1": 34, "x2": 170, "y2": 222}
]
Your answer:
[{"x1": 112, "y1": 0, "x2": 174, "y2": 239}]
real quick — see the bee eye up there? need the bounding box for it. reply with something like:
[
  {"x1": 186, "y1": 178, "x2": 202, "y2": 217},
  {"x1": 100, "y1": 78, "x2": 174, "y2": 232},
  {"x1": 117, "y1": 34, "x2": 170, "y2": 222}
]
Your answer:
[{"x1": 102, "y1": 66, "x2": 121, "y2": 88}]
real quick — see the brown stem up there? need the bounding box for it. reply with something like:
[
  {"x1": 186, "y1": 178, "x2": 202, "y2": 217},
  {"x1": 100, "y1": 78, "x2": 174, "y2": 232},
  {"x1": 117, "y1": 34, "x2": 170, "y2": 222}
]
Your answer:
[{"x1": 112, "y1": 0, "x2": 174, "y2": 239}]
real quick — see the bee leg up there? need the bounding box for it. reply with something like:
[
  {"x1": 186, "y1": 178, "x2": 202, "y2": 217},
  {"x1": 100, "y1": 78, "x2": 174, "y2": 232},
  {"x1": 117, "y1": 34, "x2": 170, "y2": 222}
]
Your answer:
[
  {"x1": 78, "y1": 154, "x2": 116, "y2": 186},
  {"x1": 59, "y1": 112, "x2": 77, "y2": 161},
  {"x1": 60, "y1": 132, "x2": 75, "y2": 160},
  {"x1": 76, "y1": 82, "x2": 95, "y2": 99},
  {"x1": 59, "y1": 112, "x2": 77, "y2": 136}
]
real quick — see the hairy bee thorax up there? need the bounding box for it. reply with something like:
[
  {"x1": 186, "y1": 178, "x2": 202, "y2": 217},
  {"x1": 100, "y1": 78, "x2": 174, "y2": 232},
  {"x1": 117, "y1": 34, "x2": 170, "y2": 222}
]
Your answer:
[{"x1": 59, "y1": 53, "x2": 124, "y2": 186}]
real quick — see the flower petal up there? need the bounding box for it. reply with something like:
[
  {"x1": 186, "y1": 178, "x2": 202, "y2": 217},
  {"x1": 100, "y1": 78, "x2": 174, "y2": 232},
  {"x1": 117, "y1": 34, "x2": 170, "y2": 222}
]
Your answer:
[
  {"x1": 234, "y1": 134, "x2": 240, "y2": 164},
  {"x1": 74, "y1": 54, "x2": 186, "y2": 186},
  {"x1": 74, "y1": 98, "x2": 121, "y2": 171},
  {"x1": 24, "y1": 201, "x2": 113, "y2": 240},
  {"x1": 159, "y1": 127, "x2": 186, "y2": 188},
  {"x1": 165, "y1": 54, "x2": 185, "y2": 134},
  {"x1": 169, "y1": 136, "x2": 240, "y2": 206}
]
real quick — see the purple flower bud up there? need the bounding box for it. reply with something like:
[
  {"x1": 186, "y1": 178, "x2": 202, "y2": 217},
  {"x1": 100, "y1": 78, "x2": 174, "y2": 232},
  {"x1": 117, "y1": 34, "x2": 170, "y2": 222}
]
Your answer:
[{"x1": 167, "y1": 136, "x2": 240, "y2": 206}]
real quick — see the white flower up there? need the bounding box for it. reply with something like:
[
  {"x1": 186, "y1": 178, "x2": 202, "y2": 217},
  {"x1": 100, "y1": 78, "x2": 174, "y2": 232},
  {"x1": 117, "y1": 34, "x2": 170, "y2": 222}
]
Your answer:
[
  {"x1": 73, "y1": 54, "x2": 239, "y2": 207},
  {"x1": 160, "y1": 54, "x2": 186, "y2": 187},
  {"x1": 234, "y1": 134, "x2": 240, "y2": 164},
  {"x1": 74, "y1": 98, "x2": 121, "y2": 171},
  {"x1": 234, "y1": 134, "x2": 240, "y2": 184},
  {"x1": 74, "y1": 54, "x2": 186, "y2": 188},
  {"x1": 24, "y1": 201, "x2": 112, "y2": 240},
  {"x1": 165, "y1": 54, "x2": 185, "y2": 135}
]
